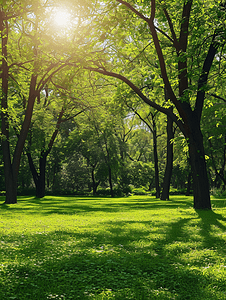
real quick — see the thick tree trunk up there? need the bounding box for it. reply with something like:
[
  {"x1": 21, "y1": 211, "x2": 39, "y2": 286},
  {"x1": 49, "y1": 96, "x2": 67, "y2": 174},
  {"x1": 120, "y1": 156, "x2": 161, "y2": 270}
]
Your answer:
[
  {"x1": 161, "y1": 110, "x2": 174, "y2": 200},
  {"x1": 187, "y1": 122, "x2": 211, "y2": 209}
]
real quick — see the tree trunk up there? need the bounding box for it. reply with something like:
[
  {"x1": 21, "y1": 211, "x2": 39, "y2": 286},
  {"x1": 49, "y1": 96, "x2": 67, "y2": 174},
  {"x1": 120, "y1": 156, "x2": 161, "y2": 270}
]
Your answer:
[
  {"x1": 27, "y1": 151, "x2": 47, "y2": 198},
  {"x1": 27, "y1": 107, "x2": 65, "y2": 198},
  {"x1": 1, "y1": 14, "x2": 37, "y2": 204},
  {"x1": 153, "y1": 123, "x2": 160, "y2": 198},
  {"x1": 1, "y1": 13, "x2": 17, "y2": 204},
  {"x1": 161, "y1": 110, "x2": 174, "y2": 200},
  {"x1": 36, "y1": 154, "x2": 47, "y2": 198},
  {"x1": 91, "y1": 166, "x2": 100, "y2": 195},
  {"x1": 187, "y1": 122, "x2": 211, "y2": 209},
  {"x1": 108, "y1": 164, "x2": 114, "y2": 197},
  {"x1": 185, "y1": 171, "x2": 192, "y2": 196}
]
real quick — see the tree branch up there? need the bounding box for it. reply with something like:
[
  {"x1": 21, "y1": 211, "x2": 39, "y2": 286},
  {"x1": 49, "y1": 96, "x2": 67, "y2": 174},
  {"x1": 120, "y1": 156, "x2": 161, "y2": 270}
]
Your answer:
[
  {"x1": 162, "y1": 7, "x2": 180, "y2": 51},
  {"x1": 177, "y1": 1, "x2": 193, "y2": 97},
  {"x1": 85, "y1": 66, "x2": 186, "y2": 135},
  {"x1": 195, "y1": 33, "x2": 220, "y2": 121},
  {"x1": 208, "y1": 93, "x2": 226, "y2": 103},
  {"x1": 154, "y1": 25, "x2": 174, "y2": 44},
  {"x1": 114, "y1": 0, "x2": 187, "y2": 125},
  {"x1": 116, "y1": 0, "x2": 148, "y2": 22}
]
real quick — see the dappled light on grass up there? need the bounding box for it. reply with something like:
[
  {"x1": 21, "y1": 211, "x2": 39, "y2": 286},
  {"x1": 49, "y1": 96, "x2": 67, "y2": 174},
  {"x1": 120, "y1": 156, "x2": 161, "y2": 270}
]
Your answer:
[{"x1": 0, "y1": 195, "x2": 226, "y2": 299}]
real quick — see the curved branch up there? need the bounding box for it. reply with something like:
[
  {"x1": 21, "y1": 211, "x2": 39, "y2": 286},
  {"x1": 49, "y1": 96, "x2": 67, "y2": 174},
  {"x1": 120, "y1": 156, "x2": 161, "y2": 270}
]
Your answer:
[
  {"x1": 116, "y1": 0, "x2": 148, "y2": 22},
  {"x1": 147, "y1": 2, "x2": 187, "y2": 123},
  {"x1": 115, "y1": 0, "x2": 187, "y2": 124},
  {"x1": 85, "y1": 66, "x2": 186, "y2": 135},
  {"x1": 37, "y1": 64, "x2": 67, "y2": 93}
]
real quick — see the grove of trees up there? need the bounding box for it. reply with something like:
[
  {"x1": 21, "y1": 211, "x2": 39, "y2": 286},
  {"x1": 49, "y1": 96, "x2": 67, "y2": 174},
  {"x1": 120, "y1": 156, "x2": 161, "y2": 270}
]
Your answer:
[{"x1": 1, "y1": 0, "x2": 226, "y2": 209}]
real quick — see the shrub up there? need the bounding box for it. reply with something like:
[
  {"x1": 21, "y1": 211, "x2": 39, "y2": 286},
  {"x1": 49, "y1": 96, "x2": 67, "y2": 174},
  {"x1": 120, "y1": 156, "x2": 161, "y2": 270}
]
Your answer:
[
  {"x1": 132, "y1": 187, "x2": 149, "y2": 195},
  {"x1": 211, "y1": 188, "x2": 226, "y2": 198}
]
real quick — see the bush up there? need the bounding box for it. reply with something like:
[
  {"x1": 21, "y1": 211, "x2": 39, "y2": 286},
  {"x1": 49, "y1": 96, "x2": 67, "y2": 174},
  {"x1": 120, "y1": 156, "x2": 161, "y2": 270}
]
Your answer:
[
  {"x1": 211, "y1": 188, "x2": 226, "y2": 198},
  {"x1": 169, "y1": 188, "x2": 187, "y2": 195},
  {"x1": 132, "y1": 187, "x2": 149, "y2": 195},
  {"x1": 95, "y1": 188, "x2": 112, "y2": 196}
]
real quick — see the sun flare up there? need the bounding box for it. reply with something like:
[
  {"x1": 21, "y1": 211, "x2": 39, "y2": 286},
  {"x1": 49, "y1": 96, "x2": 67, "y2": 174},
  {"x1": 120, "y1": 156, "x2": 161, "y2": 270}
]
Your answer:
[{"x1": 53, "y1": 9, "x2": 71, "y2": 28}]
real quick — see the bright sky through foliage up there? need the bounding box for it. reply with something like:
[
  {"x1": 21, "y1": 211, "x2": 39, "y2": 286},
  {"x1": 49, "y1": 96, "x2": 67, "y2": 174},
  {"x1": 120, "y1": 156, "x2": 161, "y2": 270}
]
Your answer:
[{"x1": 53, "y1": 8, "x2": 72, "y2": 28}]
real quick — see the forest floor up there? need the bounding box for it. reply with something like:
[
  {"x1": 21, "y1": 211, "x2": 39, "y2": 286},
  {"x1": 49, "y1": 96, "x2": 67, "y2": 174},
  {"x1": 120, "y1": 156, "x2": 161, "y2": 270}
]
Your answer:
[{"x1": 0, "y1": 195, "x2": 226, "y2": 300}]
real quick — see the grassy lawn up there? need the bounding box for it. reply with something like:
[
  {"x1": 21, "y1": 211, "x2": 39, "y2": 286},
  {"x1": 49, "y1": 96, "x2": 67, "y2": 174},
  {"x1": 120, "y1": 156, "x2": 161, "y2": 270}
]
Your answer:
[{"x1": 0, "y1": 195, "x2": 226, "y2": 300}]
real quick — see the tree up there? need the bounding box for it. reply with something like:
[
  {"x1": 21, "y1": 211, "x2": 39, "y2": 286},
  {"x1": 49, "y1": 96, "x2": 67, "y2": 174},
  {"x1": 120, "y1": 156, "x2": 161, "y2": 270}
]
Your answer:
[
  {"x1": 26, "y1": 75, "x2": 87, "y2": 198},
  {"x1": 65, "y1": 117, "x2": 104, "y2": 195},
  {"x1": 128, "y1": 106, "x2": 162, "y2": 197},
  {"x1": 0, "y1": 2, "x2": 66, "y2": 203},
  {"x1": 160, "y1": 107, "x2": 175, "y2": 200},
  {"x1": 77, "y1": 0, "x2": 226, "y2": 209}
]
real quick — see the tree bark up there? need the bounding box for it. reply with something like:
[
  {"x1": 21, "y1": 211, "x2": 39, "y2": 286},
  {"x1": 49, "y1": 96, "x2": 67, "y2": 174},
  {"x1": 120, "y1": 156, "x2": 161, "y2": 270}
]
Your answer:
[
  {"x1": 36, "y1": 154, "x2": 47, "y2": 198},
  {"x1": 153, "y1": 125, "x2": 160, "y2": 198},
  {"x1": 186, "y1": 118, "x2": 211, "y2": 209},
  {"x1": 161, "y1": 109, "x2": 174, "y2": 200}
]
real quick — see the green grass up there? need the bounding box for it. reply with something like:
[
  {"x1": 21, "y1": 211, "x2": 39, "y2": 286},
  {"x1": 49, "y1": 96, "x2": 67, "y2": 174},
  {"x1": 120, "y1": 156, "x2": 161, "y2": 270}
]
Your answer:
[{"x1": 0, "y1": 195, "x2": 226, "y2": 300}]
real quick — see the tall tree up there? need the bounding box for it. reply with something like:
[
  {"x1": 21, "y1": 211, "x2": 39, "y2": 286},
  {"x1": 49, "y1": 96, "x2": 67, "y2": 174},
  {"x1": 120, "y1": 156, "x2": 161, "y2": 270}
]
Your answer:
[
  {"x1": 26, "y1": 74, "x2": 87, "y2": 198},
  {"x1": 77, "y1": 0, "x2": 226, "y2": 209},
  {"x1": 160, "y1": 107, "x2": 175, "y2": 200},
  {"x1": 128, "y1": 107, "x2": 162, "y2": 197},
  {"x1": 0, "y1": 2, "x2": 66, "y2": 203}
]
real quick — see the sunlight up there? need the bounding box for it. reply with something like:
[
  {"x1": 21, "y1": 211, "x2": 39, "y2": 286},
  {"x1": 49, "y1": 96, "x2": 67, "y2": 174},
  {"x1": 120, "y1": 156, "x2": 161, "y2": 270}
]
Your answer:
[{"x1": 53, "y1": 8, "x2": 72, "y2": 28}]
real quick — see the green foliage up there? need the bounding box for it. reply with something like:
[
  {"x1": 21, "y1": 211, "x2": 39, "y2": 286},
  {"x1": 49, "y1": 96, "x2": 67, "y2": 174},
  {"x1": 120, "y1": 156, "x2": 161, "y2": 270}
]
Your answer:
[
  {"x1": 128, "y1": 161, "x2": 154, "y2": 189},
  {"x1": 211, "y1": 188, "x2": 226, "y2": 199},
  {"x1": 0, "y1": 195, "x2": 226, "y2": 299},
  {"x1": 1, "y1": 0, "x2": 226, "y2": 203},
  {"x1": 131, "y1": 186, "x2": 149, "y2": 195}
]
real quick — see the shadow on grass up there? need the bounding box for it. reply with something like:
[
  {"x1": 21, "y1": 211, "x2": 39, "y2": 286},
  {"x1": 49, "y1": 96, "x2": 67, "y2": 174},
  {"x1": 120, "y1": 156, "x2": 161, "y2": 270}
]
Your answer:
[
  {"x1": 0, "y1": 195, "x2": 194, "y2": 216},
  {"x1": 1, "y1": 196, "x2": 225, "y2": 299},
  {"x1": 1, "y1": 212, "x2": 226, "y2": 299},
  {"x1": 195, "y1": 209, "x2": 226, "y2": 255},
  {"x1": 196, "y1": 209, "x2": 226, "y2": 231},
  {"x1": 0, "y1": 227, "x2": 221, "y2": 300}
]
